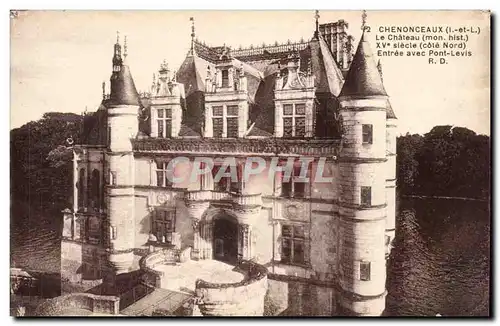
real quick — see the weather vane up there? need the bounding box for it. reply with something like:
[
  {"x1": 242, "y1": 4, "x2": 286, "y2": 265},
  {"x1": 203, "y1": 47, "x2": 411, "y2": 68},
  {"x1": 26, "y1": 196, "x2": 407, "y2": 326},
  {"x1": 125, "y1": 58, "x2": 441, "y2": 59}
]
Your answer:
[{"x1": 315, "y1": 10, "x2": 320, "y2": 36}]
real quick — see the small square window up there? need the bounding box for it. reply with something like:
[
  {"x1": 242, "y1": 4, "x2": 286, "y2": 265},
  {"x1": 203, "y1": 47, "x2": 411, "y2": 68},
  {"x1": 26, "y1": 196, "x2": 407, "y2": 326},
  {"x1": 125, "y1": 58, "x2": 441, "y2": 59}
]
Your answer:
[
  {"x1": 283, "y1": 104, "x2": 293, "y2": 116},
  {"x1": 362, "y1": 124, "x2": 373, "y2": 144},
  {"x1": 295, "y1": 104, "x2": 306, "y2": 115},
  {"x1": 361, "y1": 186, "x2": 371, "y2": 206},
  {"x1": 282, "y1": 225, "x2": 292, "y2": 237},
  {"x1": 360, "y1": 261, "x2": 371, "y2": 281},
  {"x1": 293, "y1": 225, "x2": 305, "y2": 238},
  {"x1": 227, "y1": 105, "x2": 239, "y2": 116},
  {"x1": 213, "y1": 106, "x2": 223, "y2": 116}
]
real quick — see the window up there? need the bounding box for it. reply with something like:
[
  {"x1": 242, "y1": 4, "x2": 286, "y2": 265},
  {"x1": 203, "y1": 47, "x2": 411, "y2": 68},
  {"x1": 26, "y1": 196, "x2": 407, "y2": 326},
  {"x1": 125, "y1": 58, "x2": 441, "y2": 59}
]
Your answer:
[
  {"x1": 362, "y1": 124, "x2": 373, "y2": 144},
  {"x1": 212, "y1": 106, "x2": 223, "y2": 138},
  {"x1": 212, "y1": 163, "x2": 242, "y2": 193},
  {"x1": 156, "y1": 161, "x2": 173, "y2": 187},
  {"x1": 157, "y1": 108, "x2": 172, "y2": 138},
  {"x1": 78, "y1": 169, "x2": 86, "y2": 209},
  {"x1": 281, "y1": 224, "x2": 307, "y2": 265},
  {"x1": 221, "y1": 69, "x2": 229, "y2": 88},
  {"x1": 212, "y1": 165, "x2": 230, "y2": 192},
  {"x1": 361, "y1": 186, "x2": 371, "y2": 206},
  {"x1": 212, "y1": 105, "x2": 239, "y2": 138},
  {"x1": 153, "y1": 210, "x2": 176, "y2": 244},
  {"x1": 226, "y1": 105, "x2": 239, "y2": 138},
  {"x1": 280, "y1": 163, "x2": 309, "y2": 198},
  {"x1": 360, "y1": 261, "x2": 371, "y2": 281},
  {"x1": 90, "y1": 169, "x2": 101, "y2": 209},
  {"x1": 282, "y1": 103, "x2": 306, "y2": 137}
]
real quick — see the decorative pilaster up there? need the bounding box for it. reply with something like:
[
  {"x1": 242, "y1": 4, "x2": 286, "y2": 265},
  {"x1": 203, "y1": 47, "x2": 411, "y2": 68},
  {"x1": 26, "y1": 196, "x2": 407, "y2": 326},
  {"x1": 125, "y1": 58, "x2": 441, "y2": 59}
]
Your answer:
[
  {"x1": 192, "y1": 219, "x2": 201, "y2": 260},
  {"x1": 185, "y1": 198, "x2": 209, "y2": 259},
  {"x1": 273, "y1": 220, "x2": 281, "y2": 262},
  {"x1": 239, "y1": 224, "x2": 251, "y2": 260}
]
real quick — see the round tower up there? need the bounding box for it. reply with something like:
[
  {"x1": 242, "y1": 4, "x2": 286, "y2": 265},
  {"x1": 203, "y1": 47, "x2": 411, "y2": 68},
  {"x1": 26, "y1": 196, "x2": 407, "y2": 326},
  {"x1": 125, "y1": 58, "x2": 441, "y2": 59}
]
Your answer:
[
  {"x1": 105, "y1": 35, "x2": 140, "y2": 274},
  {"x1": 336, "y1": 32, "x2": 388, "y2": 316},
  {"x1": 385, "y1": 101, "x2": 398, "y2": 257}
]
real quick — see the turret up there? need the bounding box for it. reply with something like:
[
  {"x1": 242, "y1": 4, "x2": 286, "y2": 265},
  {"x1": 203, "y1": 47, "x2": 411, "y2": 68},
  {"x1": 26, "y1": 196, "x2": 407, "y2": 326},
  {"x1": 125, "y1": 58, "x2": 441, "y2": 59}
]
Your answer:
[
  {"x1": 336, "y1": 29, "x2": 388, "y2": 316},
  {"x1": 105, "y1": 34, "x2": 140, "y2": 276}
]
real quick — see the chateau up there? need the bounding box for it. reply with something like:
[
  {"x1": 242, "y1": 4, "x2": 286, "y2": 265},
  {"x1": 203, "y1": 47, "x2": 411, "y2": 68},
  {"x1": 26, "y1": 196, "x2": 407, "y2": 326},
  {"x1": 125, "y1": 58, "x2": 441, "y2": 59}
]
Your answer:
[{"x1": 60, "y1": 13, "x2": 398, "y2": 316}]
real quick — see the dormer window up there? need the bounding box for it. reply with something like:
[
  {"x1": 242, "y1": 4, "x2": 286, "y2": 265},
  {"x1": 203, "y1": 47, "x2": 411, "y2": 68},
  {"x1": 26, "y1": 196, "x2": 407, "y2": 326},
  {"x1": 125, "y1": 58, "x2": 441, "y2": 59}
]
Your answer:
[
  {"x1": 283, "y1": 103, "x2": 306, "y2": 137},
  {"x1": 221, "y1": 69, "x2": 229, "y2": 88},
  {"x1": 157, "y1": 108, "x2": 172, "y2": 138},
  {"x1": 212, "y1": 105, "x2": 239, "y2": 138}
]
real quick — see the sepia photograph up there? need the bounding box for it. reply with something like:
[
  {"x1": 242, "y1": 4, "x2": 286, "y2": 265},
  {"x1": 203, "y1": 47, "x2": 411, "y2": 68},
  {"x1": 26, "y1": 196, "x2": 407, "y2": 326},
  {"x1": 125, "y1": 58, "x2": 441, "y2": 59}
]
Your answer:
[{"x1": 9, "y1": 9, "x2": 491, "y2": 317}]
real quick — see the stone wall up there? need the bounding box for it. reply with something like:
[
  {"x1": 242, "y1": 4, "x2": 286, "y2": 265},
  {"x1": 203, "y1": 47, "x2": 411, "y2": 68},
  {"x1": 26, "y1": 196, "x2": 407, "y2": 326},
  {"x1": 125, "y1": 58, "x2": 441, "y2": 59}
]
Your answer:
[
  {"x1": 265, "y1": 278, "x2": 338, "y2": 316},
  {"x1": 33, "y1": 293, "x2": 120, "y2": 316},
  {"x1": 195, "y1": 261, "x2": 268, "y2": 316}
]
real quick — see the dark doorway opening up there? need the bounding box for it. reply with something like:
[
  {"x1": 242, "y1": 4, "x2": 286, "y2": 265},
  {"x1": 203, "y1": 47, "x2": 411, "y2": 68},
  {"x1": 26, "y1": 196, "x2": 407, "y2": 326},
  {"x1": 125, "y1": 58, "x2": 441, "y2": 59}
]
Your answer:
[{"x1": 213, "y1": 216, "x2": 238, "y2": 264}]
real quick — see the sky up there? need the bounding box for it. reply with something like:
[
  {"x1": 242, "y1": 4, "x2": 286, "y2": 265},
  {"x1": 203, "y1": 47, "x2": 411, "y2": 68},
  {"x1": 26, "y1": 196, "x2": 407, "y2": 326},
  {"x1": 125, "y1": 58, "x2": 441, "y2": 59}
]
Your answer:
[{"x1": 10, "y1": 10, "x2": 491, "y2": 136}]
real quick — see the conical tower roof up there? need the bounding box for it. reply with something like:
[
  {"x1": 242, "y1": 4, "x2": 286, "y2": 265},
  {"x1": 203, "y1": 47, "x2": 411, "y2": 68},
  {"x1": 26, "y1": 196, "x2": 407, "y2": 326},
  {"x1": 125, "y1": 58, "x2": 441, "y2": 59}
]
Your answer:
[
  {"x1": 109, "y1": 64, "x2": 140, "y2": 106},
  {"x1": 340, "y1": 33, "x2": 387, "y2": 98}
]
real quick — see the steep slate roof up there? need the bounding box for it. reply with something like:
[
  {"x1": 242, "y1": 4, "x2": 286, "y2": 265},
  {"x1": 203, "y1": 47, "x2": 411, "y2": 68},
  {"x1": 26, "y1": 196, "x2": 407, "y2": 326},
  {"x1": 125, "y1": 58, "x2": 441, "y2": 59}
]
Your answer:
[
  {"x1": 176, "y1": 54, "x2": 213, "y2": 97},
  {"x1": 308, "y1": 35, "x2": 344, "y2": 96},
  {"x1": 109, "y1": 65, "x2": 141, "y2": 106},
  {"x1": 340, "y1": 33, "x2": 387, "y2": 98}
]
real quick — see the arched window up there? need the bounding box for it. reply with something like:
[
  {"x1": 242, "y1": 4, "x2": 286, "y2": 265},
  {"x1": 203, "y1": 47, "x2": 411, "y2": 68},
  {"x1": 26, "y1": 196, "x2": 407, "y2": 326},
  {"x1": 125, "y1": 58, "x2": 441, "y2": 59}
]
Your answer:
[
  {"x1": 90, "y1": 169, "x2": 101, "y2": 209},
  {"x1": 78, "y1": 168, "x2": 85, "y2": 209}
]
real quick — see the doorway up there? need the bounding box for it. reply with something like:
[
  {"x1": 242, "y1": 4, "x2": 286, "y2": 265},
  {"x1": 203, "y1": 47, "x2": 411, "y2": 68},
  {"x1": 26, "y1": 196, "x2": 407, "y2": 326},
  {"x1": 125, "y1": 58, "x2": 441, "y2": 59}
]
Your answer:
[{"x1": 213, "y1": 216, "x2": 238, "y2": 264}]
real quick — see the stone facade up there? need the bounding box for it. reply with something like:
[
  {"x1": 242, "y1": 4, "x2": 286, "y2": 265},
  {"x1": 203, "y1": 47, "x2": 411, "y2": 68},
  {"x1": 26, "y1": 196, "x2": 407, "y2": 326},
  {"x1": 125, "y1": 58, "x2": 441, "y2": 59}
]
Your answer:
[{"x1": 61, "y1": 17, "x2": 397, "y2": 316}]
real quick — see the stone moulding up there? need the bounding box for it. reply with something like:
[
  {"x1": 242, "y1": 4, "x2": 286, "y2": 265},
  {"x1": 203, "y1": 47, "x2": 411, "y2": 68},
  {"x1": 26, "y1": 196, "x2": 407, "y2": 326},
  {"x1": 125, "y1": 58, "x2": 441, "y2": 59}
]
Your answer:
[{"x1": 132, "y1": 138, "x2": 341, "y2": 157}]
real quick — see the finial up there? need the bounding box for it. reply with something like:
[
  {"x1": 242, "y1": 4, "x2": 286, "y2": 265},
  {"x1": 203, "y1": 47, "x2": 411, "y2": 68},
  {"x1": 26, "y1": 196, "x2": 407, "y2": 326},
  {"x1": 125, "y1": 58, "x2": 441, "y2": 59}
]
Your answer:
[
  {"x1": 102, "y1": 81, "x2": 105, "y2": 98},
  {"x1": 160, "y1": 59, "x2": 169, "y2": 72},
  {"x1": 377, "y1": 59, "x2": 383, "y2": 81},
  {"x1": 172, "y1": 70, "x2": 177, "y2": 82},
  {"x1": 361, "y1": 10, "x2": 368, "y2": 31},
  {"x1": 190, "y1": 17, "x2": 196, "y2": 55},
  {"x1": 315, "y1": 10, "x2": 320, "y2": 37},
  {"x1": 307, "y1": 58, "x2": 312, "y2": 76},
  {"x1": 123, "y1": 35, "x2": 128, "y2": 59},
  {"x1": 116, "y1": 31, "x2": 120, "y2": 44}
]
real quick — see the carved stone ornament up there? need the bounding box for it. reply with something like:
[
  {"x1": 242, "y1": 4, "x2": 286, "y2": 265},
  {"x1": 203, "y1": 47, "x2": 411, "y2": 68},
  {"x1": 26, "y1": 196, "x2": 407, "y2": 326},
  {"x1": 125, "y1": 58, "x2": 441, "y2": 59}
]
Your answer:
[{"x1": 192, "y1": 219, "x2": 200, "y2": 230}]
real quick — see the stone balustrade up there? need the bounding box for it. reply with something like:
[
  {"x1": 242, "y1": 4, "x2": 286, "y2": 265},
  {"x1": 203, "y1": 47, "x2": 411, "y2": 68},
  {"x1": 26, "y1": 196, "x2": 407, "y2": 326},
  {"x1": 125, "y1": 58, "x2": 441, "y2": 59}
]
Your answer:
[
  {"x1": 231, "y1": 192, "x2": 262, "y2": 207},
  {"x1": 184, "y1": 190, "x2": 214, "y2": 202},
  {"x1": 139, "y1": 247, "x2": 193, "y2": 288},
  {"x1": 34, "y1": 293, "x2": 120, "y2": 316},
  {"x1": 194, "y1": 260, "x2": 268, "y2": 316}
]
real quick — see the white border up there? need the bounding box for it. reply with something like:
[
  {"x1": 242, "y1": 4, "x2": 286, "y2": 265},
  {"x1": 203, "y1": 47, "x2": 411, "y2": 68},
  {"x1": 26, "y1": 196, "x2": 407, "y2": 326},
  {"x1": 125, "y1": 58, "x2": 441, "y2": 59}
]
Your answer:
[{"x1": 2, "y1": 1, "x2": 498, "y2": 325}]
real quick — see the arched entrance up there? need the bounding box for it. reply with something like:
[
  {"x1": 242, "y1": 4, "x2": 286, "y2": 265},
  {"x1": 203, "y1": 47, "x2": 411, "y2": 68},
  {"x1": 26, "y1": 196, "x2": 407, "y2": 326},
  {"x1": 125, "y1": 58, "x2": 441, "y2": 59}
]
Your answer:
[{"x1": 213, "y1": 215, "x2": 238, "y2": 264}]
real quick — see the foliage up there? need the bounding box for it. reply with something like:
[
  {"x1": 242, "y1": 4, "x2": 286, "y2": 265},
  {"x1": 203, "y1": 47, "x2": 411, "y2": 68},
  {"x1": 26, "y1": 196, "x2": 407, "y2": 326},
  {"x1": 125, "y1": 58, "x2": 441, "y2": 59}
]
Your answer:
[
  {"x1": 397, "y1": 126, "x2": 490, "y2": 200},
  {"x1": 10, "y1": 112, "x2": 83, "y2": 211}
]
